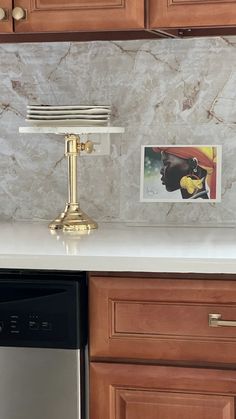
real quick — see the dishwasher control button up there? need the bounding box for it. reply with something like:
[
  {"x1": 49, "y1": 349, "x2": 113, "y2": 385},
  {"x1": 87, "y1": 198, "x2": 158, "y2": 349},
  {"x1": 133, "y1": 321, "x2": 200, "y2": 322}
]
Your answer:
[
  {"x1": 41, "y1": 321, "x2": 52, "y2": 331},
  {"x1": 29, "y1": 320, "x2": 39, "y2": 330}
]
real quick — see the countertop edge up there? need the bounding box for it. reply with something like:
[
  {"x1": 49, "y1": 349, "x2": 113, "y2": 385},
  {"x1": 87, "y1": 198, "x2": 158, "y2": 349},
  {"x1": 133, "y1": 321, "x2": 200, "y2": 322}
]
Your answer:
[{"x1": 0, "y1": 254, "x2": 236, "y2": 274}]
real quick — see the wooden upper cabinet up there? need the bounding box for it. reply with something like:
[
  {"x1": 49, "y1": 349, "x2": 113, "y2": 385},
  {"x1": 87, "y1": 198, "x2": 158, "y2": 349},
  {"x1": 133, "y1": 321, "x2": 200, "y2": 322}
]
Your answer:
[
  {"x1": 149, "y1": 0, "x2": 236, "y2": 29},
  {"x1": 13, "y1": 0, "x2": 145, "y2": 33},
  {"x1": 0, "y1": 0, "x2": 13, "y2": 33},
  {"x1": 1, "y1": 0, "x2": 236, "y2": 37}
]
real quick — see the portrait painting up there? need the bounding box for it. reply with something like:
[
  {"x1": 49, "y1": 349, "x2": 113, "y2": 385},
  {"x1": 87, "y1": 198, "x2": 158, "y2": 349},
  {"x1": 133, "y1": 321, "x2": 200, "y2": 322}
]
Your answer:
[{"x1": 140, "y1": 145, "x2": 222, "y2": 202}]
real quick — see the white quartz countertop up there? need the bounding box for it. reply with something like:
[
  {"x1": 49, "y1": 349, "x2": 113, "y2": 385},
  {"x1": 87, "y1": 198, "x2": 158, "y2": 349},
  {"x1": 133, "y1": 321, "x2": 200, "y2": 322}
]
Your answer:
[{"x1": 0, "y1": 221, "x2": 236, "y2": 274}]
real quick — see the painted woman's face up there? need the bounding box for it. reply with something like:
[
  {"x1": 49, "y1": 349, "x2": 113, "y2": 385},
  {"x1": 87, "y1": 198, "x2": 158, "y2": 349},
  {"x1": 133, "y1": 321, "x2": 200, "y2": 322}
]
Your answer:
[{"x1": 160, "y1": 152, "x2": 191, "y2": 192}]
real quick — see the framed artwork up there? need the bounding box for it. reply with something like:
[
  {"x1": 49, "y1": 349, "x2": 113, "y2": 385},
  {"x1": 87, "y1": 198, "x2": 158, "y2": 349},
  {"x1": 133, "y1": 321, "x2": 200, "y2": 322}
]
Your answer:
[{"x1": 140, "y1": 145, "x2": 222, "y2": 202}]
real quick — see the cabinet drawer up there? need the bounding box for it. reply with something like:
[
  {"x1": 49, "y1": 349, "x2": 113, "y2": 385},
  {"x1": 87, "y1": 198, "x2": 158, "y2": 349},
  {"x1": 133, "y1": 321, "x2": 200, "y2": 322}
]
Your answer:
[{"x1": 89, "y1": 275, "x2": 236, "y2": 364}]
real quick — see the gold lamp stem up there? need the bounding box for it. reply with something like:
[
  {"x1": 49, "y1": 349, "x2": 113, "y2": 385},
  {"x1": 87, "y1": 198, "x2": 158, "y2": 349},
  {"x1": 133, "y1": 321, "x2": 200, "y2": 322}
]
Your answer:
[
  {"x1": 66, "y1": 134, "x2": 78, "y2": 204},
  {"x1": 49, "y1": 134, "x2": 98, "y2": 232}
]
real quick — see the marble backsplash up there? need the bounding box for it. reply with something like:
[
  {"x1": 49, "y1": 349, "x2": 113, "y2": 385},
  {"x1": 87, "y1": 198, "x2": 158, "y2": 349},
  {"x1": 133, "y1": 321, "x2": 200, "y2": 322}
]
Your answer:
[{"x1": 0, "y1": 37, "x2": 236, "y2": 226}]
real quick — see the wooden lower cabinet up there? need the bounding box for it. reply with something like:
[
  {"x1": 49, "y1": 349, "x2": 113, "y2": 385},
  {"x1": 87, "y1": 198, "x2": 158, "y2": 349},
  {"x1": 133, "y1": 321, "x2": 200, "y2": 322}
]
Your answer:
[
  {"x1": 90, "y1": 362, "x2": 236, "y2": 419},
  {"x1": 90, "y1": 275, "x2": 236, "y2": 365},
  {"x1": 89, "y1": 274, "x2": 236, "y2": 419}
]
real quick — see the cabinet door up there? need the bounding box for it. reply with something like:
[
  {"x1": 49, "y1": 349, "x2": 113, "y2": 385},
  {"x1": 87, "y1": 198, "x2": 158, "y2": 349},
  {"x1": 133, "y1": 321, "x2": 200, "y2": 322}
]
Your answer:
[
  {"x1": 0, "y1": 0, "x2": 13, "y2": 33},
  {"x1": 149, "y1": 0, "x2": 236, "y2": 29},
  {"x1": 13, "y1": 0, "x2": 144, "y2": 33},
  {"x1": 90, "y1": 362, "x2": 235, "y2": 419}
]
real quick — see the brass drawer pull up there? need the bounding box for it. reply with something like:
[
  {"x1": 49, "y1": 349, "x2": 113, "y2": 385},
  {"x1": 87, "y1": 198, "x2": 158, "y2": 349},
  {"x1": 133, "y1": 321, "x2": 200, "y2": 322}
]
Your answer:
[
  {"x1": 209, "y1": 313, "x2": 236, "y2": 327},
  {"x1": 0, "y1": 7, "x2": 8, "y2": 21},
  {"x1": 12, "y1": 6, "x2": 27, "y2": 21}
]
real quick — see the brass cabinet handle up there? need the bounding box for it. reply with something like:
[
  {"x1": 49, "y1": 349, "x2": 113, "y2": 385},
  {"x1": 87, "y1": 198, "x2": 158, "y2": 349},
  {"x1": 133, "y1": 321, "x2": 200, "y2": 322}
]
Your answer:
[
  {"x1": 12, "y1": 6, "x2": 27, "y2": 21},
  {"x1": 0, "y1": 7, "x2": 7, "y2": 21},
  {"x1": 209, "y1": 313, "x2": 236, "y2": 327}
]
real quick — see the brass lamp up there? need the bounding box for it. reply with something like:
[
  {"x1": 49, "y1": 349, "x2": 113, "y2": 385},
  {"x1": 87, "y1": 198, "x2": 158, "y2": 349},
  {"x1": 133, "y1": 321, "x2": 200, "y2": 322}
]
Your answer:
[
  {"x1": 49, "y1": 134, "x2": 97, "y2": 232},
  {"x1": 19, "y1": 125, "x2": 125, "y2": 233}
]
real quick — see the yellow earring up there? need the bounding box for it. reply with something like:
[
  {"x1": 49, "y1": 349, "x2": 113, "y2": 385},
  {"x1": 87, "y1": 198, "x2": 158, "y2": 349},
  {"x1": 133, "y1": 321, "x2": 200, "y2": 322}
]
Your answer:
[{"x1": 180, "y1": 176, "x2": 203, "y2": 195}]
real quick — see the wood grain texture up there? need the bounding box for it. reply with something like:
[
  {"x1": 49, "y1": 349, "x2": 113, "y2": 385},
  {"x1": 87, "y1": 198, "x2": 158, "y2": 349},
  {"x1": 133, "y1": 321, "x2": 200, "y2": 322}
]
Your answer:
[
  {"x1": 14, "y1": 0, "x2": 144, "y2": 32},
  {"x1": 89, "y1": 275, "x2": 236, "y2": 364},
  {"x1": 115, "y1": 390, "x2": 234, "y2": 419},
  {"x1": 90, "y1": 362, "x2": 236, "y2": 419},
  {"x1": 0, "y1": 0, "x2": 13, "y2": 33},
  {"x1": 33, "y1": 0, "x2": 123, "y2": 10},
  {"x1": 149, "y1": 0, "x2": 236, "y2": 29}
]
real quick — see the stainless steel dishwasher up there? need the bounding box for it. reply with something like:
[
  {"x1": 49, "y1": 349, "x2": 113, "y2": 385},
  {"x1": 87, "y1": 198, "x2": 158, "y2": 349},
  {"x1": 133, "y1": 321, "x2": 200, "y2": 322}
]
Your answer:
[{"x1": 0, "y1": 269, "x2": 87, "y2": 419}]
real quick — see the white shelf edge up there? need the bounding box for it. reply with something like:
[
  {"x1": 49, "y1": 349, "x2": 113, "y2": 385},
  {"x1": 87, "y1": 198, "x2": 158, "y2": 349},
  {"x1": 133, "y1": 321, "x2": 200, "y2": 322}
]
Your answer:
[{"x1": 19, "y1": 126, "x2": 125, "y2": 135}]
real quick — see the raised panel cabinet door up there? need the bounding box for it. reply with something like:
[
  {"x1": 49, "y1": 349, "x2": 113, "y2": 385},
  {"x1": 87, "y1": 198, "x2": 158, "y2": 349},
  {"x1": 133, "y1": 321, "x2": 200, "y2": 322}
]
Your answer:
[
  {"x1": 0, "y1": 0, "x2": 12, "y2": 33},
  {"x1": 149, "y1": 0, "x2": 236, "y2": 29},
  {"x1": 90, "y1": 363, "x2": 235, "y2": 419},
  {"x1": 13, "y1": 0, "x2": 144, "y2": 33}
]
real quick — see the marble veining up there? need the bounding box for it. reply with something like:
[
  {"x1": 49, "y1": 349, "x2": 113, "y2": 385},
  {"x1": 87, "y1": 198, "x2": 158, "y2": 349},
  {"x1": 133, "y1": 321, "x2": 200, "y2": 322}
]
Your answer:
[{"x1": 0, "y1": 37, "x2": 236, "y2": 225}]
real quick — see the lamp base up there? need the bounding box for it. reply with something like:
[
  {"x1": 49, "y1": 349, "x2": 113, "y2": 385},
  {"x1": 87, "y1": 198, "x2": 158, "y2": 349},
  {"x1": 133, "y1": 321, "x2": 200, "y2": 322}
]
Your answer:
[{"x1": 48, "y1": 203, "x2": 98, "y2": 232}]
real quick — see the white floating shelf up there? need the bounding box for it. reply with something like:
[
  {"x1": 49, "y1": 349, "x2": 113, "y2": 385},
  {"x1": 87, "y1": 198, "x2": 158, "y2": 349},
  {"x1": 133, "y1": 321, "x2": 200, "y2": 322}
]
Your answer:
[{"x1": 19, "y1": 126, "x2": 125, "y2": 135}]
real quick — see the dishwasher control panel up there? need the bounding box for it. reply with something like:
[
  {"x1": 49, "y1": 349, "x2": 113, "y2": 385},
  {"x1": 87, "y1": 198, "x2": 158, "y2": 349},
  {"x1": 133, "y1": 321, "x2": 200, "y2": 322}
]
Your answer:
[
  {"x1": 0, "y1": 311, "x2": 66, "y2": 343},
  {"x1": 0, "y1": 273, "x2": 86, "y2": 349}
]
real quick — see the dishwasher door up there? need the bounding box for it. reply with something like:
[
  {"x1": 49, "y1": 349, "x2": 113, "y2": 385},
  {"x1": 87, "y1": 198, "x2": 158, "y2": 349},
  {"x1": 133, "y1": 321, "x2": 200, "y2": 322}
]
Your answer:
[
  {"x1": 0, "y1": 269, "x2": 87, "y2": 419},
  {"x1": 0, "y1": 347, "x2": 80, "y2": 419}
]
